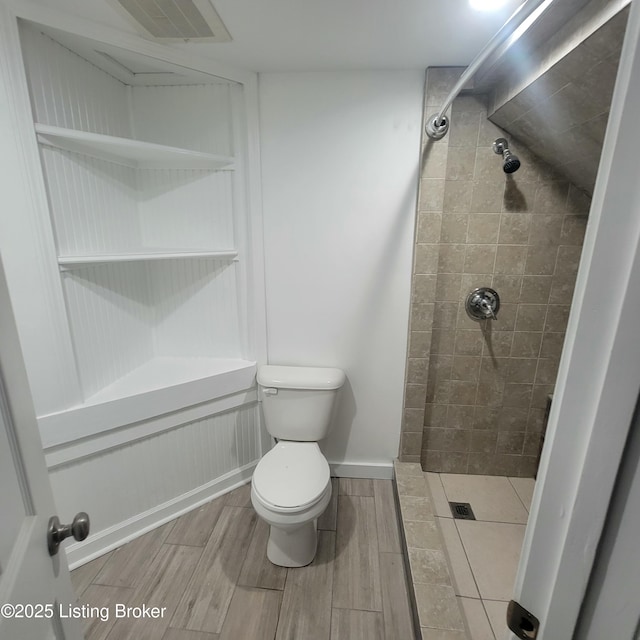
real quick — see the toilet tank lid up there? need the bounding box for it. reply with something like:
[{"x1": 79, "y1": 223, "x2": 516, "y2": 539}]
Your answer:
[{"x1": 258, "y1": 365, "x2": 345, "y2": 390}]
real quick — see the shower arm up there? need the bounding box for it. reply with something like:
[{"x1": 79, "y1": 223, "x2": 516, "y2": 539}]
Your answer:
[{"x1": 426, "y1": 0, "x2": 556, "y2": 140}]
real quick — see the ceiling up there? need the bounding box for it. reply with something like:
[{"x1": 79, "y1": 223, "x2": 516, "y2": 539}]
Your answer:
[{"x1": 27, "y1": 0, "x2": 524, "y2": 72}]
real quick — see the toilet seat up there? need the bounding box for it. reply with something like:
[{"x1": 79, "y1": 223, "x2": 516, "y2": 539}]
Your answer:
[{"x1": 252, "y1": 441, "x2": 330, "y2": 512}]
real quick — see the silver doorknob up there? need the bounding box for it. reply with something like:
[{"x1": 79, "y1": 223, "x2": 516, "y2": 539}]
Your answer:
[{"x1": 47, "y1": 512, "x2": 90, "y2": 556}]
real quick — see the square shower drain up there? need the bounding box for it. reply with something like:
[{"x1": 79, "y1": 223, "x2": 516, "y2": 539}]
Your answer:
[{"x1": 449, "y1": 502, "x2": 476, "y2": 520}]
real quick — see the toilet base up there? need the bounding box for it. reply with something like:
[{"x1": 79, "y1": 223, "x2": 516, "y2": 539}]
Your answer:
[{"x1": 267, "y1": 519, "x2": 318, "y2": 568}]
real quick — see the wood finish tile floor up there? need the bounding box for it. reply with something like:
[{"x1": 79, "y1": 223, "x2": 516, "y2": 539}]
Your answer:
[{"x1": 72, "y1": 478, "x2": 415, "y2": 640}]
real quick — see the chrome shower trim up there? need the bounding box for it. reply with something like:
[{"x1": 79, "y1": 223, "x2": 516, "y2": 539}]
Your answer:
[
  {"x1": 493, "y1": 137, "x2": 521, "y2": 173},
  {"x1": 493, "y1": 137, "x2": 509, "y2": 154},
  {"x1": 425, "y1": 114, "x2": 450, "y2": 140},
  {"x1": 465, "y1": 287, "x2": 500, "y2": 321}
]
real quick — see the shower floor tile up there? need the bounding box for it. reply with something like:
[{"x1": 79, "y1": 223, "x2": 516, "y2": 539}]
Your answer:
[
  {"x1": 483, "y1": 599, "x2": 509, "y2": 639},
  {"x1": 425, "y1": 471, "x2": 535, "y2": 639},
  {"x1": 455, "y1": 520, "x2": 526, "y2": 601},
  {"x1": 439, "y1": 474, "x2": 529, "y2": 524},
  {"x1": 508, "y1": 477, "x2": 535, "y2": 511}
]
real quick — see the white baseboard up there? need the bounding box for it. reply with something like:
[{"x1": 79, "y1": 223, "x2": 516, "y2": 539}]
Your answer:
[
  {"x1": 329, "y1": 461, "x2": 394, "y2": 479},
  {"x1": 66, "y1": 461, "x2": 257, "y2": 569},
  {"x1": 67, "y1": 458, "x2": 393, "y2": 568}
]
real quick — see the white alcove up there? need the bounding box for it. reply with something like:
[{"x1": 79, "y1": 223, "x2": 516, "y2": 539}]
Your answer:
[{"x1": 17, "y1": 21, "x2": 258, "y2": 446}]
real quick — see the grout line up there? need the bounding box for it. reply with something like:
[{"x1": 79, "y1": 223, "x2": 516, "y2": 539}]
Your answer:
[
  {"x1": 332, "y1": 604, "x2": 389, "y2": 614},
  {"x1": 459, "y1": 517, "x2": 528, "y2": 526},
  {"x1": 507, "y1": 476, "x2": 533, "y2": 514},
  {"x1": 162, "y1": 540, "x2": 207, "y2": 548},
  {"x1": 480, "y1": 598, "x2": 499, "y2": 640},
  {"x1": 238, "y1": 585, "x2": 287, "y2": 594},
  {"x1": 449, "y1": 499, "x2": 484, "y2": 601},
  {"x1": 438, "y1": 472, "x2": 451, "y2": 501},
  {"x1": 459, "y1": 609, "x2": 475, "y2": 640},
  {"x1": 426, "y1": 471, "x2": 452, "y2": 518},
  {"x1": 481, "y1": 598, "x2": 506, "y2": 640},
  {"x1": 370, "y1": 481, "x2": 387, "y2": 637},
  {"x1": 330, "y1": 493, "x2": 340, "y2": 612}
]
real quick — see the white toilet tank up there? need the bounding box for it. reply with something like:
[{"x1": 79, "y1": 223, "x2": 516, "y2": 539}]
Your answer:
[{"x1": 257, "y1": 365, "x2": 345, "y2": 441}]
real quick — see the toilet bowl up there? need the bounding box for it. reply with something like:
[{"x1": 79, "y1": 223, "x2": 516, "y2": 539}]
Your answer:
[
  {"x1": 251, "y1": 441, "x2": 331, "y2": 567},
  {"x1": 251, "y1": 364, "x2": 345, "y2": 567}
]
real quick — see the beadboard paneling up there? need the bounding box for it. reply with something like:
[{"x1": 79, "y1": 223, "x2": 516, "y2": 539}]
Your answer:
[
  {"x1": 62, "y1": 263, "x2": 154, "y2": 399},
  {"x1": 151, "y1": 259, "x2": 241, "y2": 358},
  {"x1": 62, "y1": 258, "x2": 241, "y2": 399},
  {"x1": 41, "y1": 153, "x2": 233, "y2": 256},
  {"x1": 137, "y1": 169, "x2": 234, "y2": 251},
  {"x1": 20, "y1": 23, "x2": 131, "y2": 137},
  {"x1": 41, "y1": 147, "x2": 141, "y2": 256},
  {"x1": 49, "y1": 404, "x2": 260, "y2": 535},
  {"x1": 21, "y1": 23, "x2": 243, "y2": 404},
  {"x1": 22, "y1": 26, "x2": 237, "y2": 256},
  {"x1": 14, "y1": 18, "x2": 258, "y2": 494},
  {"x1": 131, "y1": 83, "x2": 234, "y2": 155}
]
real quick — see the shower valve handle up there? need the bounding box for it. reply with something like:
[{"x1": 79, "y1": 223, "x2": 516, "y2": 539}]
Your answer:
[
  {"x1": 479, "y1": 297, "x2": 497, "y2": 320},
  {"x1": 465, "y1": 287, "x2": 500, "y2": 321}
]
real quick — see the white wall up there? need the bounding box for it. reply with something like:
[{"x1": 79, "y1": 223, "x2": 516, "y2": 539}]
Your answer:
[{"x1": 259, "y1": 71, "x2": 423, "y2": 472}]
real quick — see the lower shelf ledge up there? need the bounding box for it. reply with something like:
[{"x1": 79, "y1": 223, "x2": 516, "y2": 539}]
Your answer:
[
  {"x1": 57, "y1": 250, "x2": 239, "y2": 269},
  {"x1": 38, "y1": 357, "x2": 256, "y2": 449}
]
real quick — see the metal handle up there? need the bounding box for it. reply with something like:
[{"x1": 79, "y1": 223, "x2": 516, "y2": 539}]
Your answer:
[
  {"x1": 479, "y1": 297, "x2": 497, "y2": 320},
  {"x1": 47, "y1": 512, "x2": 90, "y2": 556},
  {"x1": 465, "y1": 287, "x2": 500, "y2": 321}
]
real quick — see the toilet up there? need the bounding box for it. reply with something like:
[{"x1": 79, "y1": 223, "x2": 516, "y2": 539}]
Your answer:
[{"x1": 251, "y1": 364, "x2": 345, "y2": 567}]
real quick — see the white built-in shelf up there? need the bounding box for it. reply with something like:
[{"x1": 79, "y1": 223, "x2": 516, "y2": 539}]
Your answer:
[
  {"x1": 38, "y1": 357, "x2": 257, "y2": 448},
  {"x1": 86, "y1": 357, "x2": 251, "y2": 406},
  {"x1": 35, "y1": 123, "x2": 235, "y2": 170},
  {"x1": 58, "y1": 250, "x2": 238, "y2": 270}
]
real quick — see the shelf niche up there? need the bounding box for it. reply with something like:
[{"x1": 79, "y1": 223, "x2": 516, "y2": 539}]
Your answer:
[
  {"x1": 63, "y1": 257, "x2": 242, "y2": 400},
  {"x1": 38, "y1": 134, "x2": 236, "y2": 258},
  {"x1": 19, "y1": 21, "x2": 252, "y2": 436}
]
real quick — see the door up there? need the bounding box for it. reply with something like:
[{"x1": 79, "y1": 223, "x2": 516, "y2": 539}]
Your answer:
[
  {"x1": 573, "y1": 395, "x2": 640, "y2": 639},
  {"x1": 510, "y1": 1, "x2": 640, "y2": 638},
  {"x1": 0, "y1": 256, "x2": 83, "y2": 640}
]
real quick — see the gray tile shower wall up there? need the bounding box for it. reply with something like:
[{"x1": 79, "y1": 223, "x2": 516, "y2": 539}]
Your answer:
[
  {"x1": 399, "y1": 68, "x2": 590, "y2": 476},
  {"x1": 489, "y1": 6, "x2": 629, "y2": 195}
]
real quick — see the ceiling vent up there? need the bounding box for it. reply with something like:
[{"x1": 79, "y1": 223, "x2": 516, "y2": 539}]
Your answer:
[{"x1": 113, "y1": 0, "x2": 232, "y2": 42}]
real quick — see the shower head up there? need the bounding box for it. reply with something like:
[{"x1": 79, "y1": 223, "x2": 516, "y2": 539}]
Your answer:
[
  {"x1": 502, "y1": 152, "x2": 521, "y2": 174},
  {"x1": 493, "y1": 137, "x2": 521, "y2": 174}
]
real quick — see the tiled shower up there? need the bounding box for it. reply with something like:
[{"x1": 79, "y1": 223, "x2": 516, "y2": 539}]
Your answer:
[
  {"x1": 399, "y1": 1, "x2": 628, "y2": 476},
  {"x1": 401, "y1": 76, "x2": 588, "y2": 476}
]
